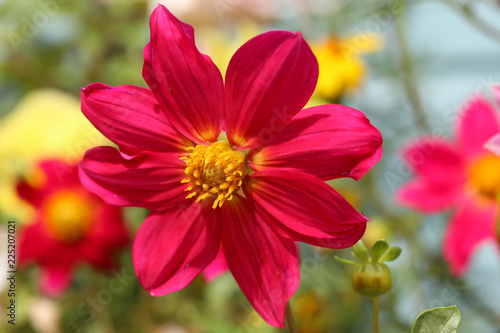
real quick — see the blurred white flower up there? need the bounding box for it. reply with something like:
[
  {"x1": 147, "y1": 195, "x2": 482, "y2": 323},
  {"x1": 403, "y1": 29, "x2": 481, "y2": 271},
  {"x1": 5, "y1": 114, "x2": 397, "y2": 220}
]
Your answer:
[
  {"x1": 28, "y1": 298, "x2": 61, "y2": 333},
  {"x1": 0, "y1": 227, "x2": 7, "y2": 292}
]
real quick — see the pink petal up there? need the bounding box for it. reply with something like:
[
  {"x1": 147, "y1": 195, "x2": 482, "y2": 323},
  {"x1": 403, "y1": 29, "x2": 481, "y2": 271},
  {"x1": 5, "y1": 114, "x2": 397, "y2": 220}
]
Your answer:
[
  {"x1": 401, "y1": 137, "x2": 466, "y2": 185},
  {"x1": 202, "y1": 246, "x2": 228, "y2": 282},
  {"x1": 492, "y1": 85, "x2": 500, "y2": 105},
  {"x1": 39, "y1": 160, "x2": 80, "y2": 187},
  {"x1": 396, "y1": 180, "x2": 461, "y2": 213},
  {"x1": 79, "y1": 146, "x2": 187, "y2": 210},
  {"x1": 81, "y1": 83, "x2": 191, "y2": 155},
  {"x1": 485, "y1": 133, "x2": 500, "y2": 156},
  {"x1": 17, "y1": 160, "x2": 80, "y2": 207},
  {"x1": 16, "y1": 181, "x2": 43, "y2": 208},
  {"x1": 143, "y1": 5, "x2": 224, "y2": 144},
  {"x1": 133, "y1": 204, "x2": 222, "y2": 296},
  {"x1": 248, "y1": 105, "x2": 382, "y2": 181},
  {"x1": 221, "y1": 196, "x2": 299, "y2": 328},
  {"x1": 456, "y1": 96, "x2": 500, "y2": 160},
  {"x1": 40, "y1": 265, "x2": 74, "y2": 297},
  {"x1": 244, "y1": 170, "x2": 367, "y2": 249},
  {"x1": 224, "y1": 31, "x2": 318, "y2": 150},
  {"x1": 444, "y1": 196, "x2": 498, "y2": 276},
  {"x1": 80, "y1": 205, "x2": 130, "y2": 269},
  {"x1": 18, "y1": 222, "x2": 57, "y2": 263}
]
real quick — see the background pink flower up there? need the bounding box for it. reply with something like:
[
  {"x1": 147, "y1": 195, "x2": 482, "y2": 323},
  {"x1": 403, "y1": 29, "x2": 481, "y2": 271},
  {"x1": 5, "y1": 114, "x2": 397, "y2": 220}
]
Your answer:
[
  {"x1": 396, "y1": 89, "x2": 500, "y2": 276},
  {"x1": 17, "y1": 160, "x2": 130, "y2": 296}
]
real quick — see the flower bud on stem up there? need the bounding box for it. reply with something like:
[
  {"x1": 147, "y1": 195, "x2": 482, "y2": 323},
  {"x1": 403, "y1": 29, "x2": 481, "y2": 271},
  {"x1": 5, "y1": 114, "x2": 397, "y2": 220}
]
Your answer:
[{"x1": 335, "y1": 239, "x2": 401, "y2": 333}]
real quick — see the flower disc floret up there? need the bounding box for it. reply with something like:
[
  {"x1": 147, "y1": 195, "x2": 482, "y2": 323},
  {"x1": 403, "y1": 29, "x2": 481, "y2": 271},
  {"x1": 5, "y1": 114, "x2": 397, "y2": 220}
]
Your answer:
[
  {"x1": 181, "y1": 141, "x2": 247, "y2": 208},
  {"x1": 468, "y1": 153, "x2": 500, "y2": 200},
  {"x1": 44, "y1": 191, "x2": 93, "y2": 243}
]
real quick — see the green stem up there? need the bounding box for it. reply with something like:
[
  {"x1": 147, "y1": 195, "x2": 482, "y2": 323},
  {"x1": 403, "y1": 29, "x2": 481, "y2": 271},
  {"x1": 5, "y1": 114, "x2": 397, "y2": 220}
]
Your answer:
[
  {"x1": 394, "y1": 0, "x2": 431, "y2": 133},
  {"x1": 442, "y1": 0, "x2": 500, "y2": 44},
  {"x1": 373, "y1": 297, "x2": 380, "y2": 333},
  {"x1": 285, "y1": 302, "x2": 298, "y2": 333}
]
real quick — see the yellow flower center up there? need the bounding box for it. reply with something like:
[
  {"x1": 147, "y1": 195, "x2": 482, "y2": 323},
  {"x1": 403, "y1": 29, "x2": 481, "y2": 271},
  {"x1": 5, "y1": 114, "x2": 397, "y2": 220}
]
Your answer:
[
  {"x1": 43, "y1": 191, "x2": 94, "y2": 242},
  {"x1": 181, "y1": 141, "x2": 247, "y2": 209},
  {"x1": 468, "y1": 153, "x2": 500, "y2": 200}
]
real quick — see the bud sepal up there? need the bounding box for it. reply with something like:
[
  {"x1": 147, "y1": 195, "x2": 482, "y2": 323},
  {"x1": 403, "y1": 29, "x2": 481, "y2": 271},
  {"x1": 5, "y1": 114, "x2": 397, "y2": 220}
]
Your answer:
[{"x1": 336, "y1": 239, "x2": 401, "y2": 298}]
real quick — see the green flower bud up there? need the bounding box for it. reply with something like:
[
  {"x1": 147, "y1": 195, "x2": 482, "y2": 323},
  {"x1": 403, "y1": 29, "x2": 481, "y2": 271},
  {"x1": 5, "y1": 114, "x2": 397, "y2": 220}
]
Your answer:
[{"x1": 351, "y1": 262, "x2": 392, "y2": 298}]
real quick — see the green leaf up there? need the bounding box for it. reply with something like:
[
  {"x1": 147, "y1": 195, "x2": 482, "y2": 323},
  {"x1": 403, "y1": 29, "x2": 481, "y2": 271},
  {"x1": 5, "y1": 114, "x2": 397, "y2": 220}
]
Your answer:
[
  {"x1": 370, "y1": 240, "x2": 389, "y2": 263},
  {"x1": 334, "y1": 256, "x2": 358, "y2": 265},
  {"x1": 411, "y1": 306, "x2": 461, "y2": 333},
  {"x1": 351, "y1": 240, "x2": 369, "y2": 262},
  {"x1": 380, "y1": 246, "x2": 402, "y2": 262}
]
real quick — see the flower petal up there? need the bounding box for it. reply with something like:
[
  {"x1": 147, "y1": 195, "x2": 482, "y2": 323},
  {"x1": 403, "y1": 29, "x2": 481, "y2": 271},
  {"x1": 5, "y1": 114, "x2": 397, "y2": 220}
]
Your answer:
[
  {"x1": 400, "y1": 137, "x2": 466, "y2": 185},
  {"x1": 492, "y1": 85, "x2": 500, "y2": 105},
  {"x1": 485, "y1": 133, "x2": 500, "y2": 156},
  {"x1": 79, "y1": 146, "x2": 187, "y2": 210},
  {"x1": 133, "y1": 204, "x2": 221, "y2": 295},
  {"x1": 80, "y1": 205, "x2": 130, "y2": 269},
  {"x1": 221, "y1": 196, "x2": 299, "y2": 328},
  {"x1": 40, "y1": 265, "x2": 74, "y2": 297},
  {"x1": 81, "y1": 83, "x2": 191, "y2": 155},
  {"x1": 143, "y1": 5, "x2": 224, "y2": 144},
  {"x1": 225, "y1": 31, "x2": 318, "y2": 150},
  {"x1": 444, "y1": 196, "x2": 498, "y2": 276},
  {"x1": 249, "y1": 105, "x2": 382, "y2": 181},
  {"x1": 16, "y1": 181, "x2": 42, "y2": 208},
  {"x1": 202, "y1": 246, "x2": 228, "y2": 282},
  {"x1": 17, "y1": 160, "x2": 79, "y2": 207},
  {"x1": 18, "y1": 222, "x2": 57, "y2": 263},
  {"x1": 456, "y1": 96, "x2": 500, "y2": 160},
  {"x1": 244, "y1": 170, "x2": 367, "y2": 249},
  {"x1": 395, "y1": 180, "x2": 461, "y2": 213}
]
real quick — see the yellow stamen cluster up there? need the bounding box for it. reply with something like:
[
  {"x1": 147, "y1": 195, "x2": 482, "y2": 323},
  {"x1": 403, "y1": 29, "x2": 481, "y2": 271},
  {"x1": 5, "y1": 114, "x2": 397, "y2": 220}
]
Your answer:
[
  {"x1": 468, "y1": 153, "x2": 500, "y2": 200},
  {"x1": 44, "y1": 191, "x2": 94, "y2": 242},
  {"x1": 181, "y1": 141, "x2": 247, "y2": 208}
]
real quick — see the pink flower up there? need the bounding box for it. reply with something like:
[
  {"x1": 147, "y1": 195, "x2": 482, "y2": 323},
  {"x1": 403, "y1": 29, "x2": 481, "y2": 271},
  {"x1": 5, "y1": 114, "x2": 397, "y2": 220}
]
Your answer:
[
  {"x1": 396, "y1": 87, "x2": 500, "y2": 276},
  {"x1": 79, "y1": 5, "x2": 382, "y2": 327},
  {"x1": 17, "y1": 160, "x2": 130, "y2": 296}
]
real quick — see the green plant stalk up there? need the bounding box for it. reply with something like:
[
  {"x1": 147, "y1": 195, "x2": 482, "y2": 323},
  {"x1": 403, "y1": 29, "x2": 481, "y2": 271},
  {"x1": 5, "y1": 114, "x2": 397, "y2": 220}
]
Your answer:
[
  {"x1": 394, "y1": 0, "x2": 431, "y2": 133},
  {"x1": 442, "y1": 0, "x2": 500, "y2": 44},
  {"x1": 285, "y1": 302, "x2": 298, "y2": 333},
  {"x1": 373, "y1": 297, "x2": 380, "y2": 333}
]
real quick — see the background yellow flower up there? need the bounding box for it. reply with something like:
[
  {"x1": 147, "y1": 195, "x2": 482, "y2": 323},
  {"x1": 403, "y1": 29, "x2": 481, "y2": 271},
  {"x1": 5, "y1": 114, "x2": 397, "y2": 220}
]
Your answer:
[
  {"x1": 310, "y1": 33, "x2": 383, "y2": 104},
  {"x1": 0, "y1": 89, "x2": 107, "y2": 222}
]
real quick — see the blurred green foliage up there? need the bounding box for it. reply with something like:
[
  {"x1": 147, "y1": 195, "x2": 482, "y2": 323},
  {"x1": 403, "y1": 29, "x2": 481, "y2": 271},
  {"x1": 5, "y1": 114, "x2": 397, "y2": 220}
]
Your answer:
[
  {"x1": 1, "y1": 0, "x2": 500, "y2": 332},
  {"x1": 0, "y1": 0, "x2": 149, "y2": 115}
]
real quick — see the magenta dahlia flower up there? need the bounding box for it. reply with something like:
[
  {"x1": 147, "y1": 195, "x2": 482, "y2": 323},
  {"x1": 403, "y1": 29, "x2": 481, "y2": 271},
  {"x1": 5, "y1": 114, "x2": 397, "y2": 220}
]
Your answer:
[
  {"x1": 397, "y1": 87, "x2": 500, "y2": 276},
  {"x1": 79, "y1": 5, "x2": 382, "y2": 327},
  {"x1": 17, "y1": 160, "x2": 129, "y2": 296}
]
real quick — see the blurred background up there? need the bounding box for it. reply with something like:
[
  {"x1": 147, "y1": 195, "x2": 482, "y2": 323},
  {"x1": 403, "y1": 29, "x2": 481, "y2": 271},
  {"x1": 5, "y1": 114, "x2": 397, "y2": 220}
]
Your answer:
[{"x1": 1, "y1": 0, "x2": 500, "y2": 332}]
